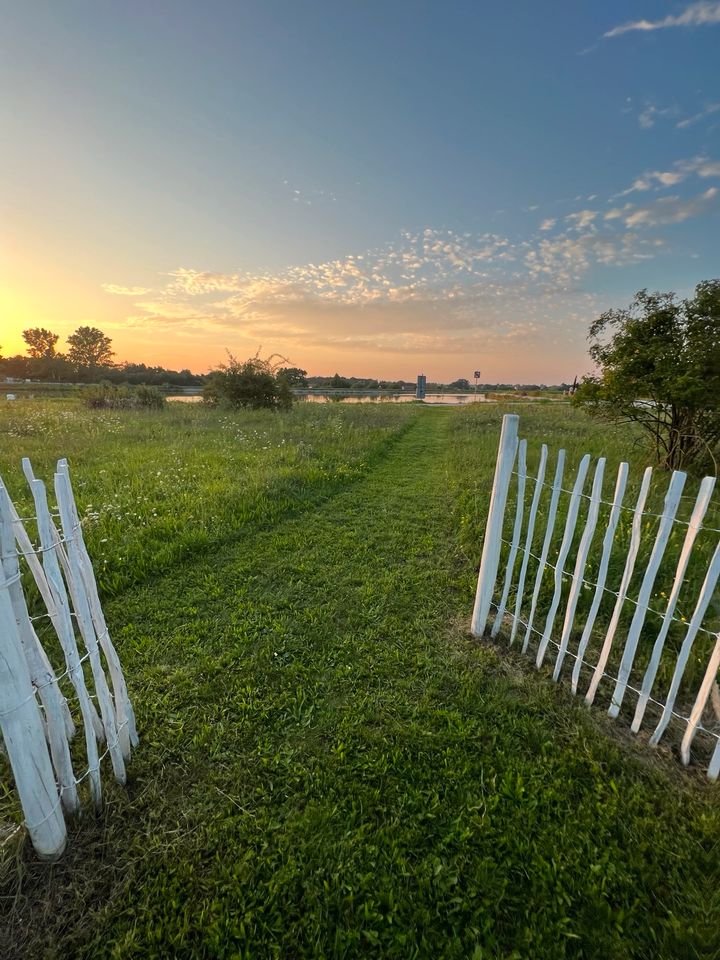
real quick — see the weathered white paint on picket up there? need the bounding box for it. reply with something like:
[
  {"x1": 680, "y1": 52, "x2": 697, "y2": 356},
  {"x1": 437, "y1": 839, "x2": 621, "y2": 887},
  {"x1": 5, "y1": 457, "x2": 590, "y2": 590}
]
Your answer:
[
  {"x1": 473, "y1": 414, "x2": 720, "y2": 781},
  {"x1": 0, "y1": 458, "x2": 136, "y2": 857},
  {"x1": 521, "y1": 449, "x2": 566, "y2": 654},
  {"x1": 57, "y1": 460, "x2": 138, "y2": 752},
  {"x1": 54, "y1": 468, "x2": 126, "y2": 785},
  {"x1": 0, "y1": 486, "x2": 78, "y2": 815},
  {"x1": 585, "y1": 467, "x2": 653, "y2": 707},
  {"x1": 570, "y1": 462, "x2": 628, "y2": 695},
  {"x1": 682, "y1": 631, "x2": 720, "y2": 773},
  {"x1": 536, "y1": 454, "x2": 591, "y2": 668},
  {"x1": 491, "y1": 439, "x2": 527, "y2": 639},
  {"x1": 0, "y1": 576, "x2": 67, "y2": 859},
  {"x1": 608, "y1": 470, "x2": 686, "y2": 718},
  {"x1": 650, "y1": 541, "x2": 720, "y2": 746},
  {"x1": 24, "y1": 466, "x2": 104, "y2": 808},
  {"x1": 509, "y1": 444, "x2": 548, "y2": 647},
  {"x1": 471, "y1": 414, "x2": 519, "y2": 637},
  {"x1": 632, "y1": 476, "x2": 717, "y2": 732},
  {"x1": 553, "y1": 458, "x2": 606, "y2": 681}
]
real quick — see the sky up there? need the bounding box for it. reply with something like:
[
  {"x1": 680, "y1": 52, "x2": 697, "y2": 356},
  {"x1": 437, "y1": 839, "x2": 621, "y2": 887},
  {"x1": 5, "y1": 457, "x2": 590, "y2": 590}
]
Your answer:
[{"x1": 1, "y1": 1, "x2": 719, "y2": 382}]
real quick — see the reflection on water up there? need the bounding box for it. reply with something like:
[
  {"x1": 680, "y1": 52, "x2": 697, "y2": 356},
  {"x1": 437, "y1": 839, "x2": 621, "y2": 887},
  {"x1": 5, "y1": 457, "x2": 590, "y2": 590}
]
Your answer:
[
  {"x1": 300, "y1": 393, "x2": 491, "y2": 404},
  {"x1": 167, "y1": 393, "x2": 492, "y2": 405}
]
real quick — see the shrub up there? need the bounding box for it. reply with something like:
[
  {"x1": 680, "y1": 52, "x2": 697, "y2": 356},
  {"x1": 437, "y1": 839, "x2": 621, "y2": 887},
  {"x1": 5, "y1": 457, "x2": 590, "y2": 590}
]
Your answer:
[
  {"x1": 135, "y1": 385, "x2": 167, "y2": 409},
  {"x1": 203, "y1": 353, "x2": 293, "y2": 410},
  {"x1": 82, "y1": 382, "x2": 167, "y2": 410},
  {"x1": 574, "y1": 281, "x2": 720, "y2": 472}
]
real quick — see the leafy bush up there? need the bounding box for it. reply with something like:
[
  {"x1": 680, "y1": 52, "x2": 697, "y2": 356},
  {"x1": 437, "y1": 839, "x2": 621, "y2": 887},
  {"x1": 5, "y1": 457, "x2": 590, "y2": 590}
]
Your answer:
[
  {"x1": 203, "y1": 353, "x2": 293, "y2": 410},
  {"x1": 83, "y1": 382, "x2": 167, "y2": 410},
  {"x1": 134, "y1": 385, "x2": 167, "y2": 409},
  {"x1": 574, "y1": 280, "x2": 720, "y2": 471}
]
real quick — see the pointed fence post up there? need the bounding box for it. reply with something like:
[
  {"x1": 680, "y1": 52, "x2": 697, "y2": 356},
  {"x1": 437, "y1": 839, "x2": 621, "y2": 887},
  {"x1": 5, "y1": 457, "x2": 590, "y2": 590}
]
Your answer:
[
  {"x1": 471, "y1": 414, "x2": 519, "y2": 637},
  {"x1": 0, "y1": 577, "x2": 66, "y2": 860}
]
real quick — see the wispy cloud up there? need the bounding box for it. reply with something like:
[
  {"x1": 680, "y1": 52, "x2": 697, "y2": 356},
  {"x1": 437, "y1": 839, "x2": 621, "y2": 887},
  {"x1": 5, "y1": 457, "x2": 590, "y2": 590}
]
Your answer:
[
  {"x1": 677, "y1": 101, "x2": 720, "y2": 127},
  {"x1": 605, "y1": 1, "x2": 720, "y2": 38},
  {"x1": 105, "y1": 156, "x2": 718, "y2": 361},
  {"x1": 606, "y1": 186, "x2": 719, "y2": 227},
  {"x1": 281, "y1": 179, "x2": 337, "y2": 206},
  {"x1": 102, "y1": 284, "x2": 153, "y2": 296},
  {"x1": 565, "y1": 210, "x2": 598, "y2": 231},
  {"x1": 614, "y1": 155, "x2": 720, "y2": 196},
  {"x1": 638, "y1": 104, "x2": 677, "y2": 128}
]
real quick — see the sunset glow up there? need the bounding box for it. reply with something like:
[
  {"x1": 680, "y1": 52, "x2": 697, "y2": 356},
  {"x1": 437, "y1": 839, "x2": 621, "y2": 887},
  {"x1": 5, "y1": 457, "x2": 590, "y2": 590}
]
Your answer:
[{"x1": 2, "y1": 2, "x2": 718, "y2": 381}]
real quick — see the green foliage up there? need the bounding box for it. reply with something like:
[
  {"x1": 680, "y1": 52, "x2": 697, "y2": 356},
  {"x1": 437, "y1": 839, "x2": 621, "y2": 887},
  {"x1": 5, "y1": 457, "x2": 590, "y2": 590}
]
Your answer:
[
  {"x1": 134, "y1": 385, "x2": 167, "y2": 409},
  {"x1": 67, "y1": 325, "x2": 115, "y2": 368},
  {"x1": 276, "y1": 366, "x2": 308, "y2": 388},
  {"x1": 0, "y1": 402, "x2": 717, "y2": 958},
  {"x1": 83, "y1": 382, "x2": 167, "y2": 410},
  {"x1": 447, "y1": 378, "x2": 471, "y2": 391},
  {"x1": 574, "y1": 281, "x2": 720, "y2": 471},
  {"x1": 21, "y1": 327, "x2": 59, "y2": 359},
  {"x1": 203, "y1": 353, "x2": 293, "y2": 410}
]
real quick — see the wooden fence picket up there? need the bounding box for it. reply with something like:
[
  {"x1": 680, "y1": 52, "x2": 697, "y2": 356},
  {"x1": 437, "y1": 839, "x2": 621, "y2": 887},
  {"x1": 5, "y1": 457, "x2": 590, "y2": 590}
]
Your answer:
[
  {"x1": 473, "y1": 414, "x2": 720, "y2": 781},
  {"x1": 509, "y1": 444, "x2": 548, "y2": 646},
  {"x1": 521, "y1": 449, "x2": 566, "y2": 654},
  {"x1": 608, "y1": 470, "x2": 686, "y2": 718},
  {"x1": 491, "y1": 439, "x2": 527, "y2": 638},
  {"x1": 585, "y1": 467, "x2": 653, "y2": 706},
  {"x1": 570, "y1": 462, "x2": 628, "y2": 695},
  {"x1": 471, "y1": 414, "x2": 519, "y2": 637},
  {"x1": 0, "y1": 486, "x2": 78, "y2": 814},
  {"x1": 632, "y1": 476, "x2": 717, "y2": 731},
  {"x1": 24, "y1": 469, "x2": 104, "y2": 808},
  {"x1": 650, "y1": 541, "x2": 720, "y2": 745},
  {"x1": 552, "y1": 458, "x2": 605, "y2": 681},
  {"x1": 0, "y1": 458, "x2": 137, "y2": 857},
  {"x1": 57, "y1": 459, "x2": 137, "y2": 752}
]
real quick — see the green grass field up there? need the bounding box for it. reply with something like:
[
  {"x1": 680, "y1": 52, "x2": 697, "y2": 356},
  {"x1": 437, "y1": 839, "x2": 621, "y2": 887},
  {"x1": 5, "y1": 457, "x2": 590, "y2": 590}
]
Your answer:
[{"x1": 1, "y1": 399, "x2": 718, "y2": 959}]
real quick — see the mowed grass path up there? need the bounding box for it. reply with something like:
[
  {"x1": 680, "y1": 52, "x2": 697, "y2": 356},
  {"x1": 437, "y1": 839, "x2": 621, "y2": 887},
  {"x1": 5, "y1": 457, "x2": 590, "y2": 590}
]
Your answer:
[{"x1": 3, "y1": 408, "x2": 717, "y2": 958}]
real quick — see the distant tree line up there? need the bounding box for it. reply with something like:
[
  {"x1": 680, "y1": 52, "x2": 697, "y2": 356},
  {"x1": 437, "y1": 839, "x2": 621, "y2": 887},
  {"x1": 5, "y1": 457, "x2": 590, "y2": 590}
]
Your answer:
[
  {"x1": 0, "y1": 326, "x2": 203, "y2": 387},
  {"x1": 0, "y1": 326, "x2": 573, "y2": 394}
]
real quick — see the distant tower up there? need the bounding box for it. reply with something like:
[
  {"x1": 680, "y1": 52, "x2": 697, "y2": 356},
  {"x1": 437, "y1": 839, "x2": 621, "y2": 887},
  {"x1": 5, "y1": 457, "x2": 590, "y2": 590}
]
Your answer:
[{"x1": 416, "y1": 374, "x2": 426, "y2": 399}]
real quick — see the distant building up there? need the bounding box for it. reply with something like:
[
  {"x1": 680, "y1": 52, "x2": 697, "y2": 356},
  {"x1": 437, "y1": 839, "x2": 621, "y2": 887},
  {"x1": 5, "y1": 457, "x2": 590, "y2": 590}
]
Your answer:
[{"x1": 416, "y1": 374, "x2": 426, "y2": 399}]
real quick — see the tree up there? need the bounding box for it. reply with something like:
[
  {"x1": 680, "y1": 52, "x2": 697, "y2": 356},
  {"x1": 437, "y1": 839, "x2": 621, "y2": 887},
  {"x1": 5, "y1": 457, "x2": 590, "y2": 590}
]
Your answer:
[
  {"x1": 277, "y1": 366, "x2": 308, "y2": 388},
  {"x1": 574, "y1": 281, "x2": 720, "y2": 472},
  {"x1": 203, "y1": 352, "x2": 293, "y2": 410},
  {"x1": 67, "y1": 326, "x2": 114, "y2": 367},
  {"x1": 22, "y1": 327, "x2": 59, "y2": 359}
]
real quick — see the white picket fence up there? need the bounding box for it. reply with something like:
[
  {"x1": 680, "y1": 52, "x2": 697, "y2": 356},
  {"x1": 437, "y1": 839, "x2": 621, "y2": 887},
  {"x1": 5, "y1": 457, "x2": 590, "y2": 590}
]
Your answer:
[
  {"x1": 0, "y1": 458, "x2": 137, "y2": 859},
  {"x1": 472, "y1": 414, "x2": 720, "y2": 780}
]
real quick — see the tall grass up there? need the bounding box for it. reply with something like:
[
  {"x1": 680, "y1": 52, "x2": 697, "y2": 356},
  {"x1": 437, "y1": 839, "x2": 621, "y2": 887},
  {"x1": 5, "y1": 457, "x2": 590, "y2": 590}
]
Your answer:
[
  {"x1": 0, "y1": 399, "x2": 419, "y2": 597},
  {"x1": 448, "y1": 403, "x2": 720, "y2": 710}
]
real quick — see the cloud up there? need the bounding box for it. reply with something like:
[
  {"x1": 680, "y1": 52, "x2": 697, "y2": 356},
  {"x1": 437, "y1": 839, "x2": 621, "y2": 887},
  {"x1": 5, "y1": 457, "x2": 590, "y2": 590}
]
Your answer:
[
  {"x1": 281, "y1": 179, "x2": 337, "y2": 206},
  {"x1": 638, "y1": 104, "x2": 677, "y2": 128},
  {"x1": 565, "y1": 210, "x2": 598, "y2": 231},
  {"x1": 607, "y1": 187, "x2": 719, "y2": 227},
  {"x1": 102, "y1": 284, "x2": 153, "y2": 296},
  {"x1": 604, "y1": 1, "x2": 720, "y2": 38},
  {"x1": 614, "y1": 155, "x2": 720, "y2": 197},
  {"x1": 106, "y1": 155, "x2": 719, "y2": 363},
  {"x1": 676, "y1": 101, "x2": 720, "y2": 127},
  {"x1": 525, "y1": 231, "x2": 662, "y2": 285}
]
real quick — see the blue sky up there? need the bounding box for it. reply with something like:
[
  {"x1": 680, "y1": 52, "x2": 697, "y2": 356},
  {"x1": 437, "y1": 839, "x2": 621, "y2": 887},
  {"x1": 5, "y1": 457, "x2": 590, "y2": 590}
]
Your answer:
[{"x1": 2, "y1": 1, "x2": 719, "y2": 380}]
